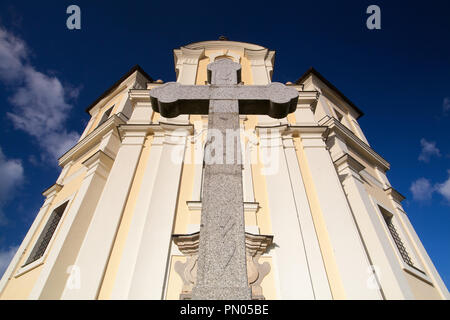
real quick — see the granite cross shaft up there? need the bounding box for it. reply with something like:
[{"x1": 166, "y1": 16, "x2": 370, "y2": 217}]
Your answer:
[{"x1": 150, "y1": 59, "x2": 298, "y2": 300}]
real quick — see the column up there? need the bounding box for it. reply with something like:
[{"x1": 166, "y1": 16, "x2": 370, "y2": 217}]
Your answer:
[
  {"x1": 127, "y1": 125, "x2": 192, "y2": 299},
  {"x1": 61, "y1": 126, "x2": 148, "y2": 299},
  {"x1": 296, "y1": 125, "x2": 381, "y2": 299},
  {"x1": 257, "y1": 126, "x2": 315, "y2": 299},
  {"x1": 334, "y1": 154, "x2": 414, "y2": 299}
]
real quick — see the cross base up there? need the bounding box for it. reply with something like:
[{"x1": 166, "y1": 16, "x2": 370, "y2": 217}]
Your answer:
[{"x1": 192, "y1": 286, "x2": 252, "y2": 300}]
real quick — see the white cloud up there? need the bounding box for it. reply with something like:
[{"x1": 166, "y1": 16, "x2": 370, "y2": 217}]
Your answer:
[
  {"x1": 0, "y1": 27, "x2": 80, "y2": 162},
  {"x1": 411, "y1": 172, "x2": 450, "y2": 203},
  {"x1": 418, "y1": 138, "x2": 441, "y2": 162},
  {"x1": 0, "y1": 147, "x2": 24, "y2": 226},
  {"x1": 444, "y1": 97, "x2": 450, "y2": 115},
  {"x1": 410, "y1": 178, "x2": 434, "y2": 201},
  {"x1": 436, "y1": 171, "x2": 450, "y2": 202},
  {"x1": 0, "y1": 245, "x2": 19, "y2": 278},
  {"x1": 44, "y1": 130, "x2": 80, "y2": 160},
  {"x1": 0, "y1": 28, "x2": 27, "y2": 82}
]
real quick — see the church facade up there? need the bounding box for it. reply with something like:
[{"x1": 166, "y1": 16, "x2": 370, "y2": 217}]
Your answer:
[{"x1": 0, "y1": 40, "x2": 448, "y2": 300}]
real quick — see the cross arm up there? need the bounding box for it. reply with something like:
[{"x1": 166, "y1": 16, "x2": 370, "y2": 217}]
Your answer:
[{"x1": 150, "y1": 82, "x2": 300, "y2": 119}]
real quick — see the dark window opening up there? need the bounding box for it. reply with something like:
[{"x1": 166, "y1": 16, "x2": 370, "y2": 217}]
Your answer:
[
  {"x1": 97, "y1": 105, "x2": 114, "y2": 128},
  {"x1": 23, "y1": 201, "x2": 68, "y2": 266},
  {"x1": 381, "y1": 208, "x2": 414, "y2": 267},
  {"x1": 335, "y1": 109, "x2": 344, "y2": 122}
]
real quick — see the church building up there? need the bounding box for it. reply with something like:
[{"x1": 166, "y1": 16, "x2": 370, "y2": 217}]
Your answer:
[{"x1": 0, "y1": 39, "x2": 448, "y2": 300}]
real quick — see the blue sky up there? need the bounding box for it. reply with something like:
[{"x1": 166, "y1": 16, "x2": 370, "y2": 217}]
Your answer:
[{"x1": 0, "y1": 0, "x2": 449, "y2": 290}]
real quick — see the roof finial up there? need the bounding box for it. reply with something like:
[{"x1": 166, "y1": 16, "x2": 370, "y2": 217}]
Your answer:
[{"x1": 218, "y1": 35, "x2": 228, "y2": 41}]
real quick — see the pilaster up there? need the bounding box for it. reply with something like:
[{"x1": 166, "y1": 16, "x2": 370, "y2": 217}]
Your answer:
[
  {"x1": 294, "y1": 125, "x2": 381, "y2": 299},
  {"x1": 282, "y1": 133, "x2": 332, "y2": 299},
  {"x1": 60, "y1": 126, "x2": 148, "y2": 299},
  {"x1": 128, "y1": 89, "x2": 154, "y2": 124},
  {"x1": 333, "y1": 154, "x2": 414, "y2": 299},
  {"x1": 126, "y1": 123, "x2": 192, "y2": 299},
  {"x1": 256, "y1": 125, "x2": 316, "y2": 299},
  {"x1": 174, "y1": 46, "x2": 205, "y2": 85},
  {"x1": 110, "y1": 127, "x2": 165, "y2": 299}
]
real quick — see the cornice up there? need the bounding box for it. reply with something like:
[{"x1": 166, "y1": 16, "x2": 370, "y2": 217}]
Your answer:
[
  {"x1": 81, "y1": 150, "x2": 114, "y2": 169},
  {"x1": 320, "y1": 116, "x2": 390, "y2": 171},
  {"x1": 183, "y1": 40, "x2": 266, "y2": 51},
  {"x1": 334, "y1": 153, "x2": 366, "y2": 173},
  {"x1": 255, "y1": 124, "x2": 289, "y2": 135},
  {"x1": 298, "y1": 90, "x2": 320, "y2": 111},
  {"x1": 385, "y1": 187, "x2": 406, "y2": 203},
  {"x1": 174, "y1": 47, "x2": 205, "y2": 67},
  {"x1": 129, "y1": 89, "x2": 151, "y2": 103},
  {"x1": 58, "y1": 114, "x2": 125, "y2": 167},
  {"x1": 244, "y1": 48, "x2": 269, "y2": 64},
  {"x1": 117, "y1": 124, "x2": 161, "y2": 139},
  {"x1": 159, "y1": 121, "x2": 194, "y2": 134},
  {"x1": 288, "y1": 125, "x2": 328, "y2": 136},
  {"x1": 42, "y1": 183, "x2": 63, "y2": 197},
  {"x1": 117, "y1": 122, "x2": 194, "y2": 139}
]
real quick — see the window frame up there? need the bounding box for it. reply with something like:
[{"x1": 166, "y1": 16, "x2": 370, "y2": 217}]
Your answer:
[
  {"x1": 15, "y1": 196, "x2": 73, "y2": 277},
  {"x1": 369, "y1": 196, "x2": 432, "y2": 283}
]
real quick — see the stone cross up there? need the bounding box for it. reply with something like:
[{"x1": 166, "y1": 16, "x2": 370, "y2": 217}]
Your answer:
[{"x1": 150, "y1": 59, "x2": 298, "y2": 300}]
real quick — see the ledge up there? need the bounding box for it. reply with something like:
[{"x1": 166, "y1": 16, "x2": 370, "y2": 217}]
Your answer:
[
  {"x1": 129, "y1": 89, "x2": 152, "y2": 103},
  {"x1": 14, "y1": 258, "x2": 44, "y2": 278},
  {"x1": 288, "y1": 125, "x2": 328, "y2": 135},
  {"x1": 297, "y1": 90, "x2": 320, "y2": 107},
  {"x1": 320, "y1": 116, "x2": 390, "y2": 171},
  {"x1": 82, "y1": 150, "x2": 114, "y2": 169},
  {"x1": 42, "y1": 183, "x2": 63, "y2": 197},
  {"x1": 333, "y1": 153, "x2": 366, "y2": 173},
  {"x1": 172, "y1": 231, "x2": 273, "y2": 256},
  {"x1": 58, "y1": 114, "x2": 126, "y2": 167},
  {"x1": 385, "y1": 187, "x2": 406, "y2": 203}
]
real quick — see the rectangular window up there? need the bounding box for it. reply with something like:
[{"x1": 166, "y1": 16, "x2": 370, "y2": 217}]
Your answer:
[
  {"x1": 96, "y1": 105, "x2": 114, "y2": 128},
  {"x1": 380, "y1": 207, "x2": 414, "y2": 267},
  {"x1": 23, "y1": 201, "x2": 68, "y2": 266}
]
